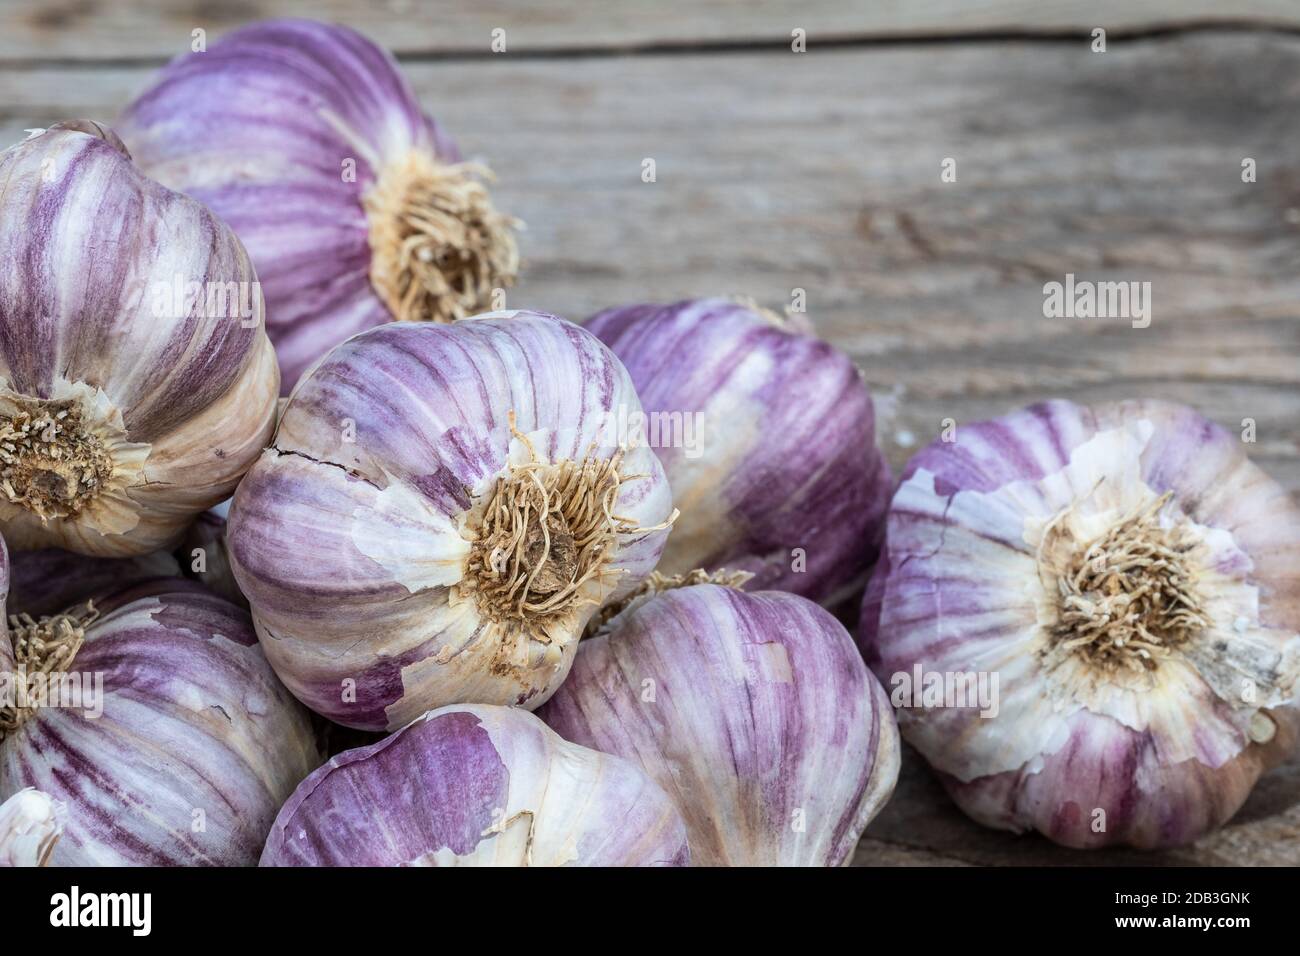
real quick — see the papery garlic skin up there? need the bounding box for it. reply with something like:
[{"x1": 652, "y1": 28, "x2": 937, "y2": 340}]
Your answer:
[
  {"x1": 540, "y1": 583, "x2": 901, "y2": 866},
  {"x1": 228, "y1": 311, "x2": 674, "y2": 731},
  {"x1": 586, "y1": 299, "x2": 891, "y2": 606},
  {"x1": 261, "y1": 704, "x2": 689, "y2": 866},
  {"x1": 0, "y1": 123, "x2": 279, "y2": 557},
  {"x1": 0, "y1": 788, "x2": 65, "y2": 867},
  {"x1": 860, "y1": 399, "x2": 1300, "y2": 848},
  {"x1": 118, "y1": 19, "x2": 519, "y2": 393},
  {"x1": 0, "y1": 580, "x2": 321, "y2": 865}
]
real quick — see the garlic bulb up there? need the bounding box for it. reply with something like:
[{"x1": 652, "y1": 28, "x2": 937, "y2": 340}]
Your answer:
[
  {"x1": 228, "y1": 311, "x2": 675, "y2": 731},
  {"x1": 0, "y1": 579, "x2": 320, "y2": 865},
  {"x1": 0, "y1": 788, "x2": 65, "y2": 866},
  {"x1": 119, "y1": 18, "x2": 519, "y2": 392},
  {"x1": 860, "y1": 399, "x2": 1300, "y2": 848},
  {"x1": 9, "y1": 547, "x2": 180, "y2": 618},
  {"x1": 262, "y1": 704, "x2": 689, "y2": 866},
  {"x1": 0, "y1": 121, "x2": 279, "y2": 557},
  {"x1": 540, "y1": 579, "x2": 901, "y2": 865},
  {"x1": 586, "y1": 298, "x2": 891, "y2": 606}
]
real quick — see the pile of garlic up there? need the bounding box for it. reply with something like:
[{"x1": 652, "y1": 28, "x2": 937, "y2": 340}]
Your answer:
[{"x1": 0, "y1": 17, "x2": 1294, "y2": 868}]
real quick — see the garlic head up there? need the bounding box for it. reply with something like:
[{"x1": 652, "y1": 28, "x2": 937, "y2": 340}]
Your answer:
[
  {"x1": 862, "y1": 400, "x2": 1300, "y2": 848},
  {"x1": 228, "y1": 312, "x2": 674, "y2": 731},
  {"x1": 0, "y1": 122, "x2": 279, "y2": 557}
]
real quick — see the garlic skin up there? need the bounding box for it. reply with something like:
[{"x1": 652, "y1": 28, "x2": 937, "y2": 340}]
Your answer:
[
  {"x1": 0, "y1": 123, "x2": 279, "y2": 558},
  {"x1": 0, "y1": 580, "x2": 321, "y2": 865},
  {"x1": 262, "y1": 704, "x2": 689, "y2": 866},
  {"x1": 860, "y1": 399, "x2": 1300, "y2": 848},
  {"x1": 0, "y1": 788, "x2": 65, "y2": 867},
  {"x1": 118, "y1": 18, "x2": 519, "y2": 393},
  {"x1": 540, "y1": 582, "x2": 901, "y2": 866},
  {"x1": 9, "y1": 547, "x2": 180, "y2": 618},
  {"x1": 228, "y1": 311, "x2": 674, "y2": 731},
  {"x1": 586, "y1": 299, "x2": 891, "y2": 606}
]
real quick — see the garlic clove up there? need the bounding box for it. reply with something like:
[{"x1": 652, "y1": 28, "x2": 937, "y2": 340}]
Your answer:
[
  {"x1": 0, "y1": 788, "x2": 65, "y2": 867},
  {"x1": 541, "y1": 581, "x2": 901, "y2": 866},
  {"x1": 260, "y1": 704, "x2": 689, "y2": 867}
]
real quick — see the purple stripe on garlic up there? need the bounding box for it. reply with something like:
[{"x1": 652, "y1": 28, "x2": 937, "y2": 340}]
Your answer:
[
  {"x1": 261, "y1": 704, "x2": 689, "y2": 866},
  {"x1": 0, "y1": 580, "x2": 321, "y2": 865},
  {"x1": 860, "y1": 399, "x2": 1300, "y2": 848},
  {"x1": 585, "y1": 298, "x2": 892, "y2": 607},
  {"x1": 0, "y1": 123, "x2": 279, "y2": 557},
  {"x1": 118, "y1": 18, "x2": 519, "y2": 392},
  {"x1": 540, "y1": 581, "x2": 901, "y2": 866},
  {"x1": 228, "y1": 311, "x2": 675, "y2": 731}
]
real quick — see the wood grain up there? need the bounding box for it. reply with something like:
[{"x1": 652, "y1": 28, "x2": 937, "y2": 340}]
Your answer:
[
  {"x1": 1, "y1": 24, "x2": 1297, "y2": 865},
  {"x1": 1, "y1": 0, "x2": 1299, "y2": 62}
]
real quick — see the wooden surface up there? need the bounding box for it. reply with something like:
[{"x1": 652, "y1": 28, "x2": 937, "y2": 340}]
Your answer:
[
  {"x1": 3, "y1": 1, "x2": 1300, "y2": 62},
  {"x1": 2, "y1": 3, "x2": 1298, "y2": 866}
]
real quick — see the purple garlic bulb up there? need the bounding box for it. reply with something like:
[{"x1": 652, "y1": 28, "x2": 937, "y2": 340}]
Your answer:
[
  {"x1": 540, "y1": 579, "x2": 900, "y2": 865},
  {"x1": 586, "y1": 298, "x2": 891, "y2": 607},
  {"x1": 119, "y1": 19, "x2": 519, "y2": 392},
  {"x1": 861, "y1": 399, "x2": 1300, "y2": 848},
  {"x1": 228, "y1": 311, "x2": 674, "y2": 731},
  {"x1": 261, "y1": 704, "x2": 689, "y2": 866},
  {"x1": 0, "y1": 578, "x2": 321, "y2": 865},
  {"x1": 0, "y1": 122, "x2": 279, "y2": 557},
  {"x1": 8, "y1": 547, "x2": 180, "y2": 619}
]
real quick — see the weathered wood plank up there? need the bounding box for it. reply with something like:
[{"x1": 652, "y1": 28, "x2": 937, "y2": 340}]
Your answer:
[
  {"x1": 2, "y1": 30, "x2": 1298, "y2": 865},
  {"x1": 855, "y1": 745, "x2": 1300, "y2": 866},
  {"x1": 1, "y1": 0, "x2": 1299, "y2": 62}
]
